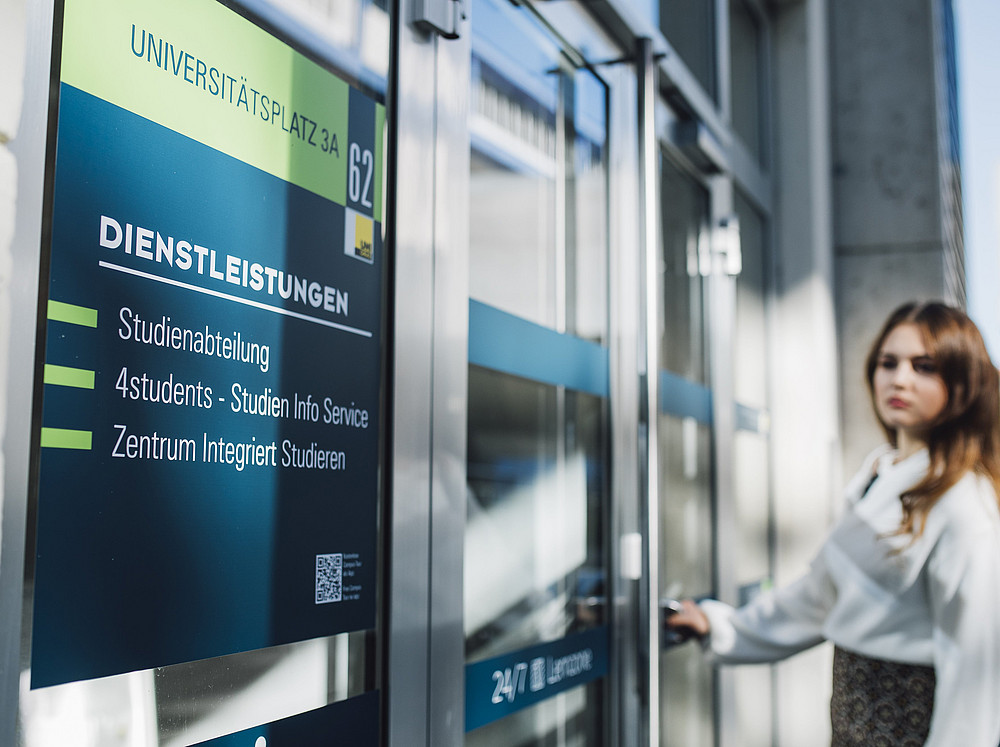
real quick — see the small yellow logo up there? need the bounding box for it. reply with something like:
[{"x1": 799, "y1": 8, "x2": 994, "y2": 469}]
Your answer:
[{"x1": 354, "y1": 214, "x2": 373, "y2": 261}]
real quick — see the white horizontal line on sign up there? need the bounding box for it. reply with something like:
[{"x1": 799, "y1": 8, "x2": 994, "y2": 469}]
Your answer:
[{"x1": 99, "y1": 260, "x2": 373, "y2": 338}]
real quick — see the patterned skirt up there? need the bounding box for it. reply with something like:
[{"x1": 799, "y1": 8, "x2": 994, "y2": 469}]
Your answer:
[{"x1": 830, "y1": 646, "x2": 936, "y2": 746}]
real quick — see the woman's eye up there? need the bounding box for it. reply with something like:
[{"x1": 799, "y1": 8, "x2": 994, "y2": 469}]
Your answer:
[
  {"x1": 878, "y1": 358, "x2": 896, "y2": 370},
  {"x1": 914, "y1": 360, "x2": 937, "y2": 375}
]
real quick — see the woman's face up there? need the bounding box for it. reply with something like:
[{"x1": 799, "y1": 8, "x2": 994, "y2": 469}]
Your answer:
[{"x1": 872, "y1": 323, "x2": 949, "y2": 442}]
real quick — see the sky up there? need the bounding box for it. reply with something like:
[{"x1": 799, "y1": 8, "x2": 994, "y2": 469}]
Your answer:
[{"x1": 956, "y1": 0, "x2": 1000, "y2": 358}]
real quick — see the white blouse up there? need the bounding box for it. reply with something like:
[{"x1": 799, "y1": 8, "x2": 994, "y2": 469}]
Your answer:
[{"x1": 700, "y1": 447, "x2": 1000, "y2": 746}]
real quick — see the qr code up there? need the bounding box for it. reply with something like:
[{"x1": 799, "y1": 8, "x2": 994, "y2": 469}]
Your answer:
[{"x1": 315, "y1": 553, "x2": 343, "y2": 604}]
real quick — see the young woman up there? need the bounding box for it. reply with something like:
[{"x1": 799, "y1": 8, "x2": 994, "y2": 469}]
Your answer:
[{"x1": 668, "y1": 301, "x2": 1000, "y2": 745}]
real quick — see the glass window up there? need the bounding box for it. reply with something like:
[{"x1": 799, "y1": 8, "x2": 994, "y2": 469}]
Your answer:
[
  {"x1": 733, "y1": 190, "x2": 767, "y2": 409},
  {"x1": 571, "y1": 72, "x2": 611, "y2": 343},
  {"x1": 658, "y1": 155, "x2": 710, "y2": 383},
  {"x1": 729, "y1": 0, "x2": 764, "y2": 163},
  {"x1": 658, "y1": 415, "x2": 714, "y2": 747},
  {"x1": 730, "y1": 430, "x2": 775, "y2": 747},
  {"x1": 465, "y1": 369, "x2": 608, "y2": 745},
  {"x1": 658, "y1": 416, "x2": 713, "y2": 601},
  {"x1": 732, "y1": 191, "x2": 771, "y2": 591},
  {"x1": 660, "y1": 0, "x2": 718, "y2": 102},
  {"x1": 731, "y1": 190, "x2": 774, "y2": 746},
  {"x1": 657, "y1": 155, "x2": 714, "y2": 747},
  {"x1": 469, "y1": 0, "x2": 608, "y2": 342},
  {"x1": 466, "y1": 1, "x2": 611, "y2": 743},
  {"x1": 470, "y1": 51, "x2": 560, "y2": 329}
]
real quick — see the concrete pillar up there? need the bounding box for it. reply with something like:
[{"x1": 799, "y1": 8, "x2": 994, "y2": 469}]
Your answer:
[
  {"x1": 769, "y1": 0, "x2": 840, "y2": 743},
  {"x1": 830, "y1": 0, "x2": 956, "y2": 471}
]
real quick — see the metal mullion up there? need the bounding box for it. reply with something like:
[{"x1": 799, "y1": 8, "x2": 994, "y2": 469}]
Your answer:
[
  {"x1": 555, "y1": 66, "x2": 570, "y2": 335},
  {"x1": 427, "y1": 14, "x2": 472, "y2": 747},
  {"x1": 707, "y1": 175, "x2": 739, "y2": 747},
  {"x1": 636, "y1": 35, "x2": 660, "y2": 747},
  {"x1": 387, "y1": 2, "x2": 440, "y2": 743},
  {"x1": 601, "y1": 56, "x2": 641, "y2": 747}
]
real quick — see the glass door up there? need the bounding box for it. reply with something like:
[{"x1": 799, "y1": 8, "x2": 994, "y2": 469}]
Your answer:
[
  {"x1": 656, "y1": 153, "x2": 716, "y2": 747},
  {"x1": 463, "y1": 0, "x2": 612, "y2": 742},
  {"x1": 729, "y1": 189, "x2": 775, "y2": 745}
]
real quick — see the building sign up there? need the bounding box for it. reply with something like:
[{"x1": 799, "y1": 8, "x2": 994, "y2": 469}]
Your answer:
[
  {"x1": 464, "y1": 627, "x2": 609, "y2": 732},
  {"x1": 31, "y1": 0, "x2": 384, "y2": 688}
]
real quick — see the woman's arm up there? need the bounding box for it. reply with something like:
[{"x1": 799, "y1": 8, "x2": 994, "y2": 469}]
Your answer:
[{"x1": 672, "y1": 554, "x2": 835, "y2": 664}]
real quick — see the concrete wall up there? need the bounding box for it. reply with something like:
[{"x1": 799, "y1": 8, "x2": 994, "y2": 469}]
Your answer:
[
  {"x1": 829, "y1": 0, "x2": 951, "y2": 472},
  {"x1": 768, "y1": 0, "x2": 841, "y2": 743}
]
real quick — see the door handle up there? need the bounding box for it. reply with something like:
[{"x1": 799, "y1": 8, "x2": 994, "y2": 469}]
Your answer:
[{"x1": 660, "y1": 598, "x2": 700, "y2": 648}]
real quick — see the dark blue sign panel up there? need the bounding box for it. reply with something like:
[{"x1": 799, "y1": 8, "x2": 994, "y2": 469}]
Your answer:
[
  {"x1": 32, "y1": 0, "x2": 385, "y2": 689},
  {"x1": 192, "y1": 692, "x2": 378, "y2": 746},
  {"x1": 465, "y1": 626, "x2": 609, "y2": 732}
]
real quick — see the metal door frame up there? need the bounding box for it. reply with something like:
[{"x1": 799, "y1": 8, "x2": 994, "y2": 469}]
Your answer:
[{"x1": 387, "y1": 0, "x2": 470, "y2": 742}]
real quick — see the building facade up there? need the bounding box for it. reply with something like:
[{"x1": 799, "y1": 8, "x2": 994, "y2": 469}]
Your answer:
[{"x1": 0, "y1": 0, "x2": 961, "y2": 745}]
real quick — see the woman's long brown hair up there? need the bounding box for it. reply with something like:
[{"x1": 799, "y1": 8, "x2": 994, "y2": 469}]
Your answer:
[{"x1": 865, "y1": 302, "x2": 1000, "y2": 536}]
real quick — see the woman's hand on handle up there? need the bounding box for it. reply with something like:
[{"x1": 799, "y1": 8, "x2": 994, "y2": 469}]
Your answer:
[{"x1": 665, "y1": 599, "x2": 711, "y2": 639}]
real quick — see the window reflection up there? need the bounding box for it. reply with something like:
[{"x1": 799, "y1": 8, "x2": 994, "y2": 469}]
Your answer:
[
  {"x1": 658, "y1": 416, "x2": 713, "y2": 598},
  {"x1": 733, "y1": 191, "x2": 767, "y2": 408},
  {"x1": 658, "y1": 415, "x2": 714, "y2": 747},
  {"x1": 729, "y1": 0, "x2": 764, "y2": 163},
  {"x1": 466, "y1": 2, "x2": 609, "y2": 742},
  {"x1": 19, "y1": 631, "x2": 373, "y2": 746},
  {"x1": 465, "y1": 368, "x2": 607, "y2": 746},
  {"x1": 732, "y1": 190, "x2": 771, "y2": 586},
  {"x1": 469, "y1": 0, "x2": 608, "y2": 341},
  {"x1": 659, "y1": 154, "x2": 709, "y2": 383},
  {"x1": 468, "y1": 682, "x2": 604, "y2": 747},
  {"x1": 660, "y1": 0, "x2": 717, "y2": 102},
  {"x1": 257, "y1": 0, "x2": 390, "y2": 86},
  {"x1": 465, "y1": 368, "x2": 607, "y2": 661},
  {"x1": 657, "y1": 153, "x2": 714, "y2": 747},
  {"x1": 731, "y1": 190, "x2": 775, "y2": 745}
]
